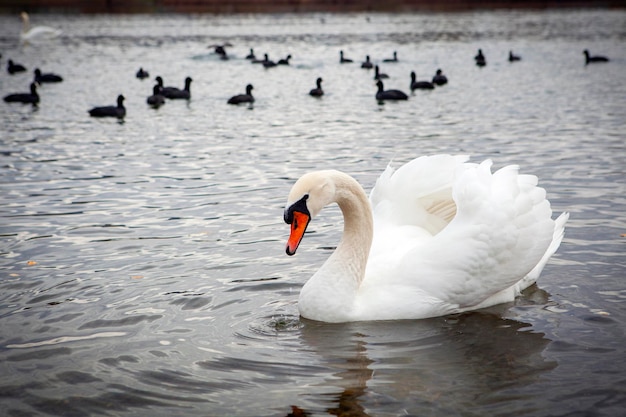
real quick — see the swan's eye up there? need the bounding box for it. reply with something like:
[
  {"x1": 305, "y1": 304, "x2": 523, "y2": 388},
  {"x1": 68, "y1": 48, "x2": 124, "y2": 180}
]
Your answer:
[{"x1": 284, "y1": 194, "x2": 309, "y2": 224}]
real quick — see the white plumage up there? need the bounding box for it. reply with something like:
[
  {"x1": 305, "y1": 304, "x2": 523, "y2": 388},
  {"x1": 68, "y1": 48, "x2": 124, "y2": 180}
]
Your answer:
[
  {"x1": 284, "y1": 155, "x2": 568, "y2": 323},
  {"x1": 20, "y1": 12, "x2": 62, "y2": 44}
]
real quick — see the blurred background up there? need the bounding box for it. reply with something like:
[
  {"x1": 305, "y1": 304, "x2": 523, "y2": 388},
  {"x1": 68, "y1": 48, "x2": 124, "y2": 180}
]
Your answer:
[{"x1": 1, "y1": 0, "x2": 625, "y2": 14}]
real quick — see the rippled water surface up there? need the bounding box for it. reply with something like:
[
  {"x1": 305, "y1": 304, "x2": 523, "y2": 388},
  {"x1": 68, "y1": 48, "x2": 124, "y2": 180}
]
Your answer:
[{"x1": 1, "y1": 10, "x2": 625, "y2": 417}]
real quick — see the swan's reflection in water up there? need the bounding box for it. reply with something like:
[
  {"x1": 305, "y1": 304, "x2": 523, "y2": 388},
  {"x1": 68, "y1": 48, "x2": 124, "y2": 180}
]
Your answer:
[{"x1": 293, "y1": 307, "x2": 556, "y2": 416}]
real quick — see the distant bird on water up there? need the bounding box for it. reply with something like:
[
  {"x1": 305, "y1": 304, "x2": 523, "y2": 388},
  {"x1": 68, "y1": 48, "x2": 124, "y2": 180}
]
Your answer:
[
  {"x1": 278, "y1": 54, "x2": 292, "y2": 65},
  {"x1": 254, "y1": 53, "x2": 276, "y2": 68},
  {"x1": 383, "y1": 51, "x2": 398, "y2": 62},
  {"x1": 361, "y1": 55, "x2": 373, "y2": 69},
  {"x1": 136, "y1": 67, "x2": 150, "y2": 79},
  {"x1": 375, "y1": 80, "x2": 408, "y2": 102},
  {"x1": 340, "y1": 50, "x2": 353, "y2": 63},
  {"x1": 410, "y1": 72, "x2": 434, "y2": 90},
  {"x1": 156, "y1": 76, "x2": 192, "y2": 99},
  {"x1": 88, "y1": 95, "x2": 125, "y2": 118},
  {"x1": 19, "y1": 11, "x2": 62, "y2": 44},
  {"x1": 583, "y1": 50, "x2": 609, "y2": 64},
  {"x1": 4, "y1": 82, "x2": 39, "y2": 104},
  {"x1": 228, "y1": 84, "x2": 254, "y2": 105},
  {"x1": 508, "y1": 51, "x2": 521, "y2": 62},
  {"x1": 209, "y1": 43, "x2": 232, "y2": 60},
  {"x1": 34, "y1": 68, "x2": 63, "y2": 83},
  {"x1": 147, "y1": 85, "x2": 165, "y2": 108},
  {"x1": 309, "y1": 77, "x2": 324, "y2": 97},
  {"x1": 7, "y1": 59, "x2": 26, "y2": 74},
  {"x1": 432, "y1": 69, "x2": 448, "y2": 86},
  {"x1": 245, "y1": 48, "x2": 256, "y2": 60},
  {"x1": 374, "y1": 65, "x2": 389, "y2": 80},
  {"x1": 475, "y1": 49, "x2": 486, "y2": 67}
]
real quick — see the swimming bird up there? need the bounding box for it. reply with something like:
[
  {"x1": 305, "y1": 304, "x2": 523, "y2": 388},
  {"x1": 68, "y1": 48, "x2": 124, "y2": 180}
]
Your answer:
[
  {"x1": 245, "y1": 48, "x2": 256, "y2": 60},
  {"x1": 583, "y1": 50, "x2": 609, "y2": 64},
  {"x1": 475, "y1": 49, "x2": 486, "y2": 67},
  {"x1": 383, "y1": 51, "x2": 398, "y2": 62},
  {"x1": 147, "y1": 85, "x2": 165, "y2": 108},
  {"x1": 19, "y1": 12, "x2": 62, "y2": 44},
  {"x1": 374, "y1": 65, "x2": 389, "y2": 80},
  {"x1": 7, "y1": 59, "x2": 26, "y2": 74},
  {"x1": 375, "y1": 80, "x2": 408, "y2": 101},
  {"x1": 361, "y1": 55, "x2": 373, "y2": 69},
  {"x1": 340, "y1": 50, "x2": 353, "y2": 63},
  {"x1": 410, "y1": 71, "x2": 434, "y2": 90},
  {"x1": 136, "y1": 67, "x2": 150, "y2": 79},
  {"x1": 88, "y1": 95, "x2": 125, "y2": 118},
  {"x1": 262, "y1": 54, "x2": 277, "y2": 68},
  {"x1": 432, "y1": 69, "x2": 448, "y2": 86},
  {"x1": 227, "y1": 84, "x2": 254, "y2": 105},
  {"x1": 278, "y1": 54, "x2": 292, "y2": 65},
  {"x1": 283, "y1": 155, "x2": 568, "y2": 322},
  {"x1": 156, "y1": 76, "x2": 192, "y2": 99},
  {"x1": 309, "y1": 77, "x2": 324, "y2": 97},
  {"x1": 3, "y1": 82, "x2": 39, "y2": 104},
  {"x1": 508, "y1": 51, "x2": 521, "y2": 62},
  {"x1": 34, "y1": 68, "x2": 63, "y2": 83}
]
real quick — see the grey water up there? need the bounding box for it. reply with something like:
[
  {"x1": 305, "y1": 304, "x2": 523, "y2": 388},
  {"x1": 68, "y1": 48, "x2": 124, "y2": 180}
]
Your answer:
[{"x1": 1, "y1": 9, "x2": 625, "y2": 417}]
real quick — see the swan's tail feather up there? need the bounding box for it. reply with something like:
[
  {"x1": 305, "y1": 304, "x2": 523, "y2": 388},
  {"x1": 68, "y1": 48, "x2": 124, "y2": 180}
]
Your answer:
[{"x1": 517, "y1": 211, "x2": 569, "y2": 292}]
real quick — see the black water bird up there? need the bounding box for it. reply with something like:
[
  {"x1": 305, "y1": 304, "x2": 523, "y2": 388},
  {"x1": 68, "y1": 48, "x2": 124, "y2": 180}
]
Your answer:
[
  {"x1": 339, "y1": 50, "x2": 353, "y2": 63},
  {"x1": 475, "y1": 49, "x2": 486, "y2": 67},
  {"x1": 383, "y1": 51, "x2": 398, "y2": 62},
  {"x1": 147, "y1": 85, "x2": 165, "y2": 108},
  {"x1": 4, "y1": 82, "x2": 39, "y2": 104},
  {"x1": 410, "y1": 72, "x2": 434, "y2": 90},
  {"x1": 262, "y1": 54, "x2": 277, "y2": 68},
  {"x1": 375, "y1": 80, "x2": 408, "y2": 101},
  {"x1": 136, "y1": 67, "x2": 150, "y2": 79},
  {"x1": 245, "y1": 48, "x2": 256, "y2": 60},
  {"x1": 361, "y1": 55, "x2": 373, "y2": 69},
  {"x1": 432, "y1": 69, "x2": 448, "y2": 86},
  {"x1": 8, "y1": 59, "x2": 26, "y2": 74},
  {"x1": 228, "y1": 84, "x2": 254, "y2": 105},
  {"x1": 508, "y1": 51, "x2": 521, "y2": 62},
  {"x1": 278, "y1": 54, "x2": 292, "y2": 65},
  {"x1": 374, "y1": 65, "x2": 389, "y2": 80},
  {"x1": 209, "y1": 43, "x2": 231, "y2": 60},
  {"x1": 34, "y1": 68, "x2": 63, "y2": 83},
  {"x1": 88, "y1": 95, "x2": 125, "y2": 118},
  {"x1": 583, "y1": 49, "x2": 609, "y2": 64},
  {"x1": 309, "y1": 77, "x2": 323, "y2": 97},
  {"x1": 156, "y1": 76, "x2": 192, "y2": 99}
]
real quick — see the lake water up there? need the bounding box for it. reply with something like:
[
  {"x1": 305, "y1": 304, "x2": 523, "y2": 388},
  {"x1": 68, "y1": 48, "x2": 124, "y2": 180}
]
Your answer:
[{"x1": 1, "y1": 9, "x2": 625, "y2": 417}]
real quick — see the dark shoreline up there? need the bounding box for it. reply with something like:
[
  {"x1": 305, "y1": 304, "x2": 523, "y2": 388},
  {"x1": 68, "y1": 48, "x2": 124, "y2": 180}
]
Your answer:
[{"x1": 3, "y1": 0, "x2": 625, "y2": 14}]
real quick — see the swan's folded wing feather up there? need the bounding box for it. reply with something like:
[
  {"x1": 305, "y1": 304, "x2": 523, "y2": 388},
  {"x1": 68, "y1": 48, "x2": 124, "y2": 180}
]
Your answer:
[{"x1": 390, "y1": 160, "x2": 558, "y2": 309}]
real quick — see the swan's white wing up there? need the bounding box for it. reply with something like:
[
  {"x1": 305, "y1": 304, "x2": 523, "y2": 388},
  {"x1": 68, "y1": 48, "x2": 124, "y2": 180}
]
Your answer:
[
  {"x1": 367, "y1": 157, "x2": 564, "y2": 314},
  {"x1": 370, "y1": 155, "x2": 469, "y2": 235}
]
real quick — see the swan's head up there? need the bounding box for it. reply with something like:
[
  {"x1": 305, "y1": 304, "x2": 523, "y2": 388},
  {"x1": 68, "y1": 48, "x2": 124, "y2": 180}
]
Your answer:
[{"x1": 284, "y1": 171, "x2": 337, "y2": 256}]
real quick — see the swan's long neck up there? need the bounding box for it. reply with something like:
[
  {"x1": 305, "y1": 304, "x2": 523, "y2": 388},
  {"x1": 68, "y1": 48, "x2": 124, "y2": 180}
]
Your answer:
[
  {"x1": 332, "y1": 174, "x2": 373, "y2": 285},
  {"x1": 21, "y1": 14, "x2": 30, "y2": 32},
  {"x1": 299, "y1": 172, "x2": 373, "y2": 322}
]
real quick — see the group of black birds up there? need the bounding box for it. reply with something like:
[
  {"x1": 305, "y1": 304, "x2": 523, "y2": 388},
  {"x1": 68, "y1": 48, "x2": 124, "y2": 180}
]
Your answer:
[{"x1": 2, "y1": 47, "x2": 610, "y2": 118}]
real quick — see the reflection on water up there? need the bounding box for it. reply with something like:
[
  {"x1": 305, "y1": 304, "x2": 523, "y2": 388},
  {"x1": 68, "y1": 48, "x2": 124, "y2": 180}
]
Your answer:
[
  {"x1": 295, "y1": 311, "x2": 555, "y2": 416},
  {"x1": 0, "y1": 9, "x2": 625, "y2": 417}
]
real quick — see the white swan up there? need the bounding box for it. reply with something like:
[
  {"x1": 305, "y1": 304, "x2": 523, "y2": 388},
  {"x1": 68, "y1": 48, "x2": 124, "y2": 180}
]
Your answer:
[
  {"x1": 20, "y1": 12, "x2": 62, "y2": 44},
  {"x1": 284, "y1": 155, "x2": 568, "y2": 323}
]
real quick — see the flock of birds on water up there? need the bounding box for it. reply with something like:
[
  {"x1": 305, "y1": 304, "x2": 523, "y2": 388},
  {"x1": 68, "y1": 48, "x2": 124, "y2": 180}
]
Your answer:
[{"x1": 2, "y1": 12, "x2": 612, "y2": 119}]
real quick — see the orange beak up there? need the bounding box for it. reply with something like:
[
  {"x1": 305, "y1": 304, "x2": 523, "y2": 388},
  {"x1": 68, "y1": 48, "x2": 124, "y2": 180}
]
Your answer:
[{"x1": 286, "y1": 211, "x2": 310, "y2": 256}]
